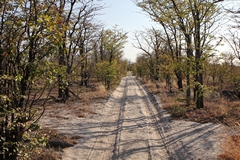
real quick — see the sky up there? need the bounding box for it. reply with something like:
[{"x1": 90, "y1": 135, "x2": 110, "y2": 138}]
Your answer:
[
  {"x1": 97, "y1": 0, "x2": 155, "y2": 62},
  {"x1": 96, "y1": 0, "x2": 240, "y2": 62}
]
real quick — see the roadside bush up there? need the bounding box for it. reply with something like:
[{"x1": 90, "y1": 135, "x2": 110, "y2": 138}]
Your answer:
[
  {"x1": 168, "y1": 106, "x2": 187, "y2": 118},
  {"x1": 94, "y1": 61, "x2": 118, "y2": 90}
]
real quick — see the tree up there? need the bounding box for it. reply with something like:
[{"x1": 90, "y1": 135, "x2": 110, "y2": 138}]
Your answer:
[
  {"x1": 101, "y1": 26, "x2": 128, "y2": 63},
  {"x1": 0, "y1": 0, "x2": 62, "y2": 158},
  {"x1": 133, "y1": 55, "x2": 150, "y2": 81},
  {"x1": 220, "y1": 2, "x2": 240, "y2": 93},
  {"x1": 133, "y1": 28, "x2": 166, "y2": 83},
  {"x1": 94, "y1": 26, "x2": 128, "y2": 89},
  {"x1": 159, "y1": 54, "x2": 175, "y2": 92},
  {"x1": 223, "y1": 2, "x2": 240, "y2": 60},
  {"x1": 136, "y1": 0, "x2": 222, "y2": 108},
  {"x1": 188, "y1": 0, "x2": 222, "y2": 108},
  {"x1": 54, "y1": 0, "x2": 103, "y2": 100},
  {"x1": 161, "y1": 20, "x2": 184, "y2": 91}
]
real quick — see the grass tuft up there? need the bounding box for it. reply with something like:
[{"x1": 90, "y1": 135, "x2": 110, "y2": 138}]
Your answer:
[
  {"x1": 142, "y1": 79, "x2": 240, "y2": 159},
  {"x1": 219, "y1": 135, "x2": 240, "y2": 160},
  {"x1": 25, "y1": 128, "x2": 80, "y2": 160},
  {"x1": 168, "y1": 105, "x2": 187, "y2": 118}
]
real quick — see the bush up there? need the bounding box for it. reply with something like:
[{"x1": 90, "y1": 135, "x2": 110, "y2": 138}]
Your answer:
[
  {"x1": 94, "y1": 61, "x2": 118, "y2": 89},
  {"x1": 169, "y1": 105, "x2": 187, "y2": 118}
]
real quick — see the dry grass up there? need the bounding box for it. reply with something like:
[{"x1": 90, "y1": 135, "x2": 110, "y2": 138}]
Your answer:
[
  {"x1": 143, "y1": 80, "x2": 162, "y2": 94},
  {"x1": 219, "y1": 135, "x2": 240, "y2": 160},
  {"x1": 23, "y1": 81, "x2": 111, "y2": 160},
  {"x1": 71, "y1": 83, "x2": 107, "y2": 117},
  {"x1": 218, "y1": 117, "x2": 240, "y2": 160},
  {"x1": 144, "y1": 80, "x2": 240, "y2": 125},
  {"x1": 23, "y1": 128, "x2": 81, "y2": 160},
  {"x1": 74, "y1": 82, "x2": 108, "y2": 103},
  {"x1": 30, "y1": 78, "x2": 240, "y2": 159},
  {"x1": 142, "y1": 80, "x2": 240, "y2": 159},
  {"x1": 75, "y1": 106, "x2": 97, "y2": 118}
]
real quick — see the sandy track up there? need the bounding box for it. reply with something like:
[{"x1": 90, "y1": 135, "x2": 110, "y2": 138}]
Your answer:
[{"x1": 40, "y1": 76, "x2": 226, "y2": 160}]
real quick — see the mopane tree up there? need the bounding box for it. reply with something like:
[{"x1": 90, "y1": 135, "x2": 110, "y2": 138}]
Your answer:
[
  {"x1": 134, "y1": 28, "x2": 176, "y2": 92},
  {"x1": 0, "y1": 0, "x2": 61, "y2": 159},
  {"x1": 94, "y1": 26, "x2": 128, "y2": 89},
  {"x1": 101, "y1": 26, "x2": 128, "y2": 63},
  {"x1": 71, "y1": 1, "x2": 103, "y2": 87},
  {"x1": 188, "y1": 0, "x2": 222, "y2": 108},
  {"x1": 160, "y1": 20, "x2": 184, "y2": 91},
  {"x1": 136, "y1": 0, "x2": 222, "y2": 108},
  {"x1": 54, "y1": 0, "x2": 103, "y2": 101},
  {"x1": 133, "y1": 55, "x2": 151, "y2": 81},
  {"x1": 136, "y1": 0, "x2": 194, "y2": 105},
  {"x1": 133, "y1": 28, "x2": 164, "y2": 83}
]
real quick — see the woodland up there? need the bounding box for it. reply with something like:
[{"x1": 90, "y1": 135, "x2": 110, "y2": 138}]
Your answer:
[{"x1": 0, "y1": 0, "x2": 239, "y2": 159}]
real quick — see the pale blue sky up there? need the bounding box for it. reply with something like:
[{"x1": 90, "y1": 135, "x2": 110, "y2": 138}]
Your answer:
[
  {"x1": 97, "y1": 0, "x2": 155, "y2": 62},
  {"x1": 97, "y1": 0, "x2": 240, "y2": 62}
]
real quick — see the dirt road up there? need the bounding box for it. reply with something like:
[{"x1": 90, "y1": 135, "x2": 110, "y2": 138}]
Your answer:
[{"x1": 41, "y1": 76, "x2": 226, "y2": 159}]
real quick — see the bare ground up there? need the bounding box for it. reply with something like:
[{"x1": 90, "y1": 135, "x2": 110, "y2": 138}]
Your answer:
[{"x1": 39, "y1": 76, "x2": 227, "y2": 160}]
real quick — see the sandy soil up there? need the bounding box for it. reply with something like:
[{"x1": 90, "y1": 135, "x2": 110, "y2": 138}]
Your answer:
[{"x1": 39, "y1": 76, "x2": 226, "y2": 160}]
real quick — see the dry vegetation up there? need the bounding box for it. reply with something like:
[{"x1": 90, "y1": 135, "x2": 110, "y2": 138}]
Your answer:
[
  {"x1": 22, "y1": 78, "x2": 240, "y2": 159},
  {"x1": 143, "y1": 80, "x2": 240, "y2": 160},
  {"x1": 219, "y1": 135, "x2": 240, "y2": 160},
  {"x1": 27, "y1": 128, "x2": 79, "y2": 160},
  {"x1": 21, "y1": 81, "x2": 111, "y2": 160}
]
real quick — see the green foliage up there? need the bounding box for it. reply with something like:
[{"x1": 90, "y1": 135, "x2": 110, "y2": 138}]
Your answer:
[
  {"x1": 205, "y1": 53, "x2": 240, "y2": 92},
  {"x1": 0, "y1": 0, "x2": 69, "y2": 159},
  {"x1": 159, "y1": 54, "x2": 175, "y2": 85},
  {"x1": 94, "y1": 61, "x2": 119, "y2": 89},
  {"x1": 133, "y1": 55, "x2": 150, "y2": 80},
  {"x1": 136, "y1": 0, "x2": 223, "y2": 108},
  {"x1": 91, "y1": 26, "x2": 128, "y2": 90},
  {"x1": 118, "y1": 59, "x2": 129, "y2": 77},
  {"x1": 101, "y1": 26, "x2": 128, "y2": 63},
  {"x1": 0, "y1": 0, "x2": 125, "y2": 158},
  {"x1": 17, "y1": 128, "x2": 48, "y2": 159},
  {"x1": 168, "y1": 105, "x2": 187, "y2": 118}
]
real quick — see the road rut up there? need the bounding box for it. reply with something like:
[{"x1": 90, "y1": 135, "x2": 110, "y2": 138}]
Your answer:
[{"x1": 58, "y1": 76, "x2": 226, "y2": 160}]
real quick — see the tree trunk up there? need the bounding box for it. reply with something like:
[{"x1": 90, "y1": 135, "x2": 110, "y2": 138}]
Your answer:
[
  {"x1": 194, "y1": 6, "x2": 204, "y2": 109},
  {"x1": 84, "y1": 58, "x2": 89, "y2": 87},
  {"x1": 175, "y1": 70, "x2": 183, "y2": 91},
  {"x1": 186, "y1": 72, "x2": 191, "y2": 106},
  {"x1": 196, "y1": 73, "x2": 204, "y2": 108},
  {"x1": 80, "y1": 61, "x2": 85, "y2": 86},
  {"x1": 79, "y1": 41, "x2": 87, "y2": 86},
  {"x1": 185, "y1": 34, "x2": 193, "y2": 106},
  {"x1": 58, "y1": 45, "x2": 66, "y2": 101}
]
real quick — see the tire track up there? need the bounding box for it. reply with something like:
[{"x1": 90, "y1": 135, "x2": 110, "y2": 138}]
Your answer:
[
  {"x1": 87, "y1": 77, "x2": 127, "y2": 160},
  {"x1": 58, "y1": 75, "x2": 226, "y2": 160},
  {"x1": 114, "y1": 76, "x2": 167, "y2": 160},
  {"x1": 133, "y1": 76, "x2": 173, "y2": 158},
  {"x1": 112, "y1": 77, "x2": 127, "y2": 159}
]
